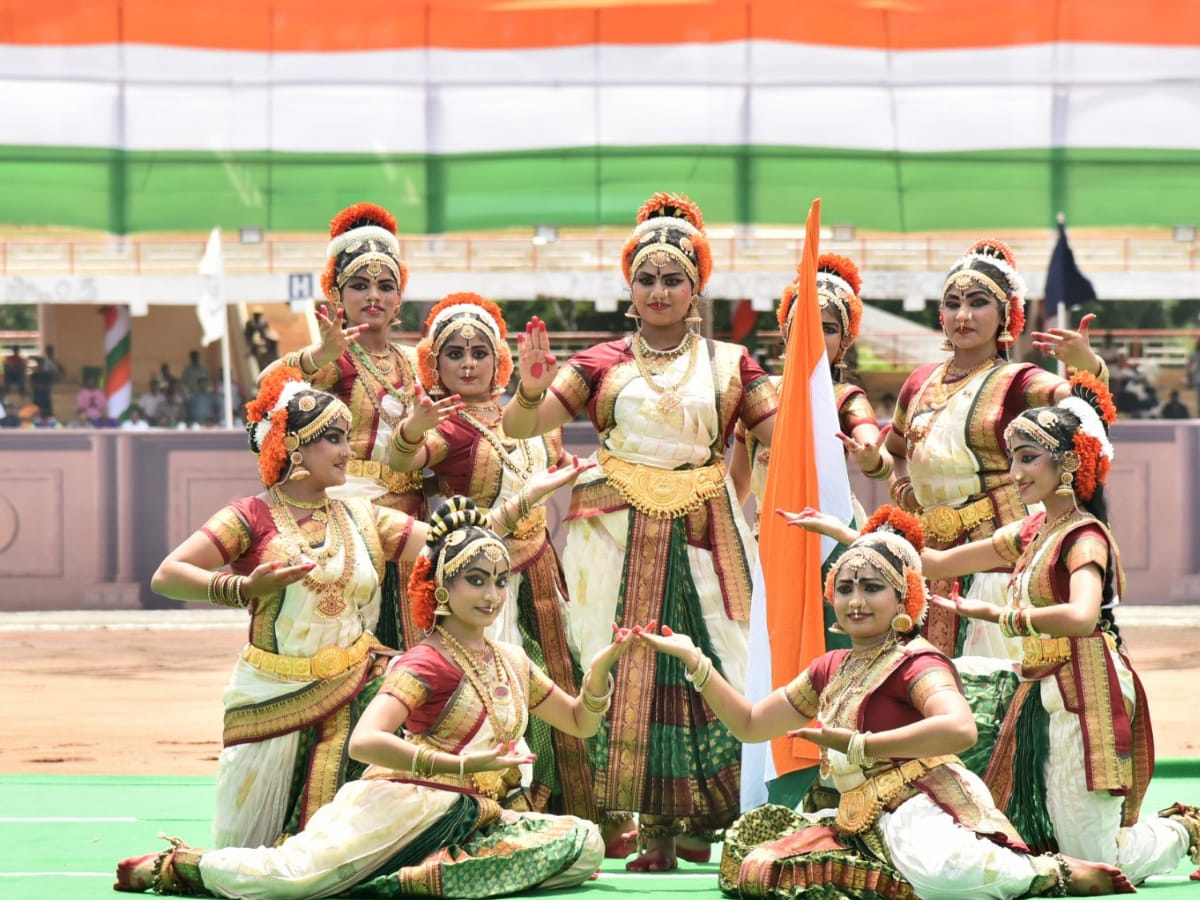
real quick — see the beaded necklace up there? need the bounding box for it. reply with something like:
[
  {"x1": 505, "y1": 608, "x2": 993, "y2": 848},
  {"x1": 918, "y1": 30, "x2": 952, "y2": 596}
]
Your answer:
[
  {"x1": 266, "y1": 487, "x2": 355, "y2": 617},
  {"x1": 631, "y1": 331, "x2": 698, "y2": 414},
  {"x1": 435, "y1": 625, "x2": 522, "y2": 743},
  {"x1": 455, "y1": 403, "x2": 535, "y2": 482},
  {"x1": 348, "y1": 342, "x2": 416, "y2": 425}
]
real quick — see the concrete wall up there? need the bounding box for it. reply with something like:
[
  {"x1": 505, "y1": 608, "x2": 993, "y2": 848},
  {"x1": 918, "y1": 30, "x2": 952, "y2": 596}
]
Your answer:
[{"x1": 1, "y1": 421, "x2": 1198, "y2": 610}]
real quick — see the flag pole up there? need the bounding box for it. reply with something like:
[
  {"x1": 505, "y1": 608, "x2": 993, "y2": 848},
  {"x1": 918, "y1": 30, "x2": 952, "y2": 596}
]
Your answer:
[
  {"x1": 220, "y1": 317, "x2": 234, "y2": 429},
  {"x1": 1055, "y1": 212, "x2": 1067, "y2": 377}
]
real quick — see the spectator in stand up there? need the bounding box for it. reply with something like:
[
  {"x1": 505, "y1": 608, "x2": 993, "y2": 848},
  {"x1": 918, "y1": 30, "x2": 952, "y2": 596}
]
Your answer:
[
  {"x1": 17, "y1": 403, "x2": 39, "y2": 428},
  {"x1": 41, "y1": 345, "x2": 62, "y2": 383},
  {"x1": 1097, "y1": 330, "x2": 1122, "y2": 370},
  {"x1": 0, "y1": 390, "x2": 20, "y2": 427},
  {"x1": 1110, "y1": 350, "x2": 1134, "y2": 399},
  {"x1": 215, "y1": 367, "x2": 244, "y2": 424},
  {"x1": 1115, "y1": 361, "x2": 1157, "y2": 418},
  {"x1": 121, "y1": 406, "x2": 152, "y2": 430},
  {"x1": 1188, "y1": 337, "x2": 1200, "y2": 408},
  {"x1": 138, "y1": 378, "x2": 166, "y2": 422},
  {"x1": 159, "y1": 362, "x2": 181, "y2": 395},
  {"x1": 186, "y1": 375, "x2": 220, "y2": 427},
  {"x1": 76, "y1": 372, "x2": 107, "y2": 423},
  {"x1": 244, "y1": 307, "x2": 280, "y2": 371},
  {"x1": 29, "y1": 356, "x2": 55, "y2": 418},
  {"x1": 3, "y1": 345, "x2": 27, "y2": 397},
  {"x1": 66, "y1": 407, "x2": 93, "y2": 429},
  {"x1": 181, "y1": 350, "x2": 211, "y2": 397},
  {"x1": 1161, "y1": 389, "x2": 1192, "y2": 420},
  {"x1": 157, "y1": 385, "x2": 187, "y2": 428}
]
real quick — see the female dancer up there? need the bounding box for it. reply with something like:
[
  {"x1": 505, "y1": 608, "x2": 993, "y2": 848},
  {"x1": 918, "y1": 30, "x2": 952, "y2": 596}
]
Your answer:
[
  {"x1": 884, "y1": 239, "x2": 1107, "y2": 661},
  {"x1": 638, "y1": 510, "x2": 1135, "y2": 900},
  {"x1": 269, "y1": 202, "x2": 456, "y2": 650},
  {"x1": 502, "y1": 192, "x2": 778, "y2": 870},
  {"x1": 150, "y1": 370, "x2": 588, "y2": 849},
  {"x1": 117, "y1": 498, "x2": 635, "y2": 898},
  {"x1": 389, "y1": 292, "x2": 595, "y2": 819},
  {"x1": 730, "y1": 252, "x2": 891, "y2": 516},
  {"x1": 918, "y1": 376, "x2": 1200, "y2": 882}
]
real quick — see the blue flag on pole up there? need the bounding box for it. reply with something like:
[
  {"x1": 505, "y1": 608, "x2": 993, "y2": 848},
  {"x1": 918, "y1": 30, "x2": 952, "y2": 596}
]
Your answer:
[{"x1": 1044, "y1": 221, "x2": 1096, "y2": 319}]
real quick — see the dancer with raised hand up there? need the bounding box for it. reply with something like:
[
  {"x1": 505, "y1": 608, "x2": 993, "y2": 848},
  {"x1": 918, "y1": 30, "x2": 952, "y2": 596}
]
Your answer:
[
  {"x1": 637, "y1": 510, "x2": 1135, "y2": 900},
  {"x1": 884, "y1": 239, "x2": 1107, "y2": 661},
  {"x1": 148, "y1": 369, "x2": 590, "y2": 849},
  {"x1": 117, "y1": 497, "x2": 638, "y2": 898},
  {"x1": 389, "y1": 292, "x2": 595, "y2": 819},
  {"x1": 267, "y1": 202, "x2": 459, "y2": 650},
  {"x1": 503, "y1": 192, "x2": 778, "y2": 869}
]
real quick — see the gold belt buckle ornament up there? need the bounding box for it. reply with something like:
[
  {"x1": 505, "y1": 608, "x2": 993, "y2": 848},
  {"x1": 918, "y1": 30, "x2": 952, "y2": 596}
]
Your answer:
[
  {"x1": 312, "y1": 645, "x2": 352, "y2": 679},
  {"x1": 923, "y1": 505, "x2": 961, "y2": 543}
]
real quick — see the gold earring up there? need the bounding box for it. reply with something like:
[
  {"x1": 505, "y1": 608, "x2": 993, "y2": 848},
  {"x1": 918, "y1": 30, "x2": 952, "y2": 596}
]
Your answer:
[
  {"x1": 288, "y1": 450, "x2": 310, "y2": 482},
  {"x1": 827, "y1": 621, "x2": 846, "y2": 635},
  {"x1": 1056, "y1": 451, "x2": 1080, "y2": 497},
  {"x1": 940, "y1": 336, "x2": 954, "y2": 352},
  {"x1": 997, "y1": 306, "x2": 1014, "y2": 347},
  {"x1": 625, "y1": 303, "x2": 641, "y2": 321},
  {"x1": 429, "y1": 371, "x2": 445, "y2": 397},
  {"x1": 685, "y1": 296, "x2": 703, "y2": 329},
  {"x1": 891, "y1": 611, "x2": 914, "y2": 633},
  {"x1": 434, "y1": 586, "x2": 451, "y2": 616}
]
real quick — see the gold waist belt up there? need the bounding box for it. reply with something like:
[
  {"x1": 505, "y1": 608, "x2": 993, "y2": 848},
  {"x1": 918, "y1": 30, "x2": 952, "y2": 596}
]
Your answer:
[
  {"x1": 346, "y1": 458, "x2": 423, "y2": 495},
  {"x1": 836, "y1": 754, "x2": 959, "y2": 834},
  {"x1": 509, "y1": 505, "x2": 547, "y2": 541},
  {"x1": 598, "y1": 449, "x2": 726, "y2": 519},
  {"x1": 919, "y1": 496, "x2": 994, "y2": 544},
  {"x1": 242, "y1": 631, "x2": 375, "y2": 681},
  {"x1": 1022, "y1": 635, "x2": 1073, "y2": 666}
]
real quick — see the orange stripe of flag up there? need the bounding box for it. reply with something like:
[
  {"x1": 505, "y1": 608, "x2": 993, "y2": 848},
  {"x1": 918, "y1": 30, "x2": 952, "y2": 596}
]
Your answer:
[{"x1": 760, "y1": 198, "x2": 826, "y2": 776}]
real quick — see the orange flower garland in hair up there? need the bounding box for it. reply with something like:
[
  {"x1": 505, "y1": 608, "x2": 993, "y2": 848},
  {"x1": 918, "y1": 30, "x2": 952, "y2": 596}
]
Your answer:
[
  {"x1": 408, "y1": 554, "x2": 437, "y2": 631},
  {"x1": 861, "y1": 505, "x2": 925, "y2": 553},
  {"x1": 1071, "y1": 431, "x2": 1106, "y2": 502},
  {"x1": 415, "y1": 292, "x2": 513, "y2": 393},
  {"x1": 321, "y1": 201, "x2": 407, "y2": 301},
  {"x1": 246, "y1": 366, "x2": 305, "y2": 486},
  {"x1": 965, "y1": 238, "x2": 1025, "y2": 344},
  {"x1": 622, "y1": 192, "x2": 713, "y2": 292}
]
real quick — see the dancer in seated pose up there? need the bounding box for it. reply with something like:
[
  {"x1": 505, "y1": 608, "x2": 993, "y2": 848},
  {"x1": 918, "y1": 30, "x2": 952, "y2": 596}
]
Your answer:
[
  {"x1": 149, "y1": 370, "x2": 589, "y2": 850},
  {"x1": 116, "y1": 497, "x2": 637, "y2": 899},
  {"x1": 502, "y1": 192, "x2": 778, "y2": 869},
  {"x1": 638, "y1": 509, "x2": 1135, "y2": 900},
  {"x1": 789, "y1": 375, "x2": 1200, "y2": 886}
]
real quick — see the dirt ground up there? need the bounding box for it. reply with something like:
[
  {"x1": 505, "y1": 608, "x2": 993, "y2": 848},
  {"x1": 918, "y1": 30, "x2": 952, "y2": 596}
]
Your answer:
[{"x1": 0, "y1": 621, "x2": 1197, "y2": 775}]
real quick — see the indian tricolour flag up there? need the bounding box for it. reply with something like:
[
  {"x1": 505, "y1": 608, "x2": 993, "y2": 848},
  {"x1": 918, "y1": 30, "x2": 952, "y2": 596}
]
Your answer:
[
  {"x1": 741, "y1": 199, "x2": 853, "y2": 810},
  {"x1": 2, "y1": 1, "x2": 1199, "y2": 233}
]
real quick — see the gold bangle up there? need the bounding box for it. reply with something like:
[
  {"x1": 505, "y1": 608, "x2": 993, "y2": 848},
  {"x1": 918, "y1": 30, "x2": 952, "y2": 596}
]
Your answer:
[
  {"x1": 299, "y1": 349, "x2": 318, "y2": 376},
  {"x1": 458, "y1": 754, "x2": 466, "y2": 786},
  {"x1": 580, "y1": 673, "x2": 615, "y2": 714},
  {"x1": 391, "y1": 425, "x2": 426, "y2": 454},
  {"x1": 515, "y1": 384, "x2": 545, "y2": 410},
  {"x1": 863, "y1": 455, "x2": 892, "y2": 480}
]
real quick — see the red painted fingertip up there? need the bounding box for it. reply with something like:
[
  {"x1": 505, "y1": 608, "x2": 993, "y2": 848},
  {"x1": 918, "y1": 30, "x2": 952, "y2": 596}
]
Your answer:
[
  {"x1": 661, "y1": 625, "x2": 674, "y2": 637},
  {"x1": 547, "y1": 464, "x2": 558, "y2": 472}
]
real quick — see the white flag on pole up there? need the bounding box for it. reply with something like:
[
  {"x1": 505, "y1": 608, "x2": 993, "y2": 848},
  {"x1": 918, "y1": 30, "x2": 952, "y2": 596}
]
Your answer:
[{"x1": 198, "y1": 227, "x2": 226, "y2": 347}]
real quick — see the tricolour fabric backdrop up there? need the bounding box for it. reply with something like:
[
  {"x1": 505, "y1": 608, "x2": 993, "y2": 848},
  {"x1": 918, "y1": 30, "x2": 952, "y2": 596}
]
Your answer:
[{"x1": 2, "y1": 0, "x2": 1199, "y2": 233}]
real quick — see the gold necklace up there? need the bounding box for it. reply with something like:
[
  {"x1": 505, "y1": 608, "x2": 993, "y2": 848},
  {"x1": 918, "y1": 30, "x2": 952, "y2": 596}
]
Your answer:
[
  {"x1": 272, "y1": 487, "x2": 328, "y2": 511},
  {"x1": 631, "y1": 331, "x2": 699, "y2": 414},
  {"x1": 1010, "y1": 506, "x2": 1084, "y2": 591},
  {"x1": 455, "y1": 407, "x2": 535, "y2": 482},
  {"x1": 435, "y1": 626, "x2": 522, "y2": 742},
  {"x1": 265, "y1": 490, "x2": 355, "y2": 617},
  {"x1": 348, "y1": 342, "x2": 416, "y2": 420},
  {"x1": 816, "y1": 632, "x2": 899, "y2": 776},
  {"x1": 932, "y1": 356, "x2": 998, "y2": 406}
]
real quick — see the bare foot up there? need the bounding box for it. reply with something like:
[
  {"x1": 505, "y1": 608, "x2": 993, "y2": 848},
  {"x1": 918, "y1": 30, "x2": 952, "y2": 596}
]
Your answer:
[
  {"x1": 114, "y1": 852, "x2": 158, "y2": 892},
  {"x1": 626, "y1": 839, "x2": 678, "y2": 872},
  {"x1": 1061, "y1": 855, "x2": 1136, "y2": 895}
]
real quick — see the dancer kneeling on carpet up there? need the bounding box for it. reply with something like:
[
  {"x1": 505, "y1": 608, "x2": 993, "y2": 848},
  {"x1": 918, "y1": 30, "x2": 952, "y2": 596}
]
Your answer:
[
  {"x1": 115, "y1": 496, "x2": 639, "y2": 899},
  {"x1": 789, "y1": 374, "x2": 1200, "y2": 886},
  {"x1": 636, "y1": 509, "x2": 1135, "y2": 900}
]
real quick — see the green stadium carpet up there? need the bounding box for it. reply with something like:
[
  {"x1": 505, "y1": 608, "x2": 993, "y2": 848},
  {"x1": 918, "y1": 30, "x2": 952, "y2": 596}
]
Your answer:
[{"x1": 2, "y1": 762, "x2": 1197, "y2": 900}]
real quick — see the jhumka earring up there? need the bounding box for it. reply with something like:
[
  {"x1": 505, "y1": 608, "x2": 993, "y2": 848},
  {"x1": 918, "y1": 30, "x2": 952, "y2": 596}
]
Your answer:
[
  {"x1": 997, "y1": 304, "x2": 1015, "y2": 348},
  {"x1": 625, "y1": 303, "x2": 641, "y2": 322},
  {"x1": 685, "y1": 296, "x2": 703, "y2": 330},
  {"x1": 429, "y1": 372, "x2": 445, "y2": 397},
  {"x1": 434, "y1": 586, "x2": 451, "y2": 616},
  {"x1": 891, "y1": 610, "x2": 914, "y2": 633},
  {"x1": 827, "y1": 621, "x2": 846, "y2": 635},
  {"x1": 1056, "y1": 452, "x2": 1080, "y2": 497},
  {"x1": 288, "y1": 450, "x2": 310, "y2": 482}
]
